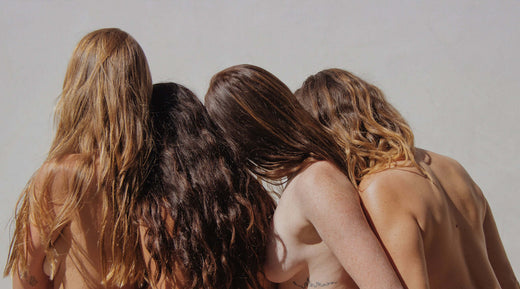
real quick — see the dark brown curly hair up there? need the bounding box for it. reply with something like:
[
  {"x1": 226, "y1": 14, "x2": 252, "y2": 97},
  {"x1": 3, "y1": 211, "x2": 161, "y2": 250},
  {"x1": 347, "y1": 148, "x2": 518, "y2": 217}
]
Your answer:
[{"x1": 137, "y1": 83, "x2": 276, "y2": 289}]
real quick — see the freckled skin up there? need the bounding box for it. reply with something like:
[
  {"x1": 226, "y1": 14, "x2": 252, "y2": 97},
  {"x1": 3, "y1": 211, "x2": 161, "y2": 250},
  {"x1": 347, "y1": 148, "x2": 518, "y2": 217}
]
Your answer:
[
  {"x1": 264, "y1": 161, "x2": 404, "y2": 289},
  {"x1": 359, "y1": 148, "x2": 519, "y2": 289}
]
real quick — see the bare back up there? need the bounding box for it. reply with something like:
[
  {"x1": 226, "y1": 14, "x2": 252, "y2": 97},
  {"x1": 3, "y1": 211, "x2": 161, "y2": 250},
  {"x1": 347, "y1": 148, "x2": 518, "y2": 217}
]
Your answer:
[
  {"x1": 46, "y1": 191, "x2": 137, "y2": 289},
  {"x1": 360, "y1": 148, "x2": 519, "y2": 289},
  {"x1": 14, "y1": 156, "x2": 139, "y2": 289},
  {"x1": 264, "y1": 161, "x2": 403, "y2": 289}
]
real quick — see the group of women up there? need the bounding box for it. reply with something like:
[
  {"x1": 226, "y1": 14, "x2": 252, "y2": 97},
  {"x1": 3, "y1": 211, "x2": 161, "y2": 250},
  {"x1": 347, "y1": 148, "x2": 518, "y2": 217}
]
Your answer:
[{"x1": 4, "y1": 28, "x2": 518, "y2": 289}]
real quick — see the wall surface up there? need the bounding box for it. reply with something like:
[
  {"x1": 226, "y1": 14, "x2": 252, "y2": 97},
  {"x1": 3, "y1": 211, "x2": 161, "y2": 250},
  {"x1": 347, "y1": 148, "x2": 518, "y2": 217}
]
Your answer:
[{"x1": 1, "y1": 0, "x2": 518, "y2": 287}]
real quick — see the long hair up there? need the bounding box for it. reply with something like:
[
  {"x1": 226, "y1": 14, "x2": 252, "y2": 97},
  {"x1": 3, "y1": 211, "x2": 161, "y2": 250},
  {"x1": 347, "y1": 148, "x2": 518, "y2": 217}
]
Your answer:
[
  {"x1": 204, "y1": 64, "x2": 347, "y2": 182},
  {"x1": 138, "y1": 83, "x2": 276, "y2": 289},
  {"x1": 5, "y1": 28, "x2": 153, "y2": 286},
  {"x1": 294, "y1": 68, "x2": 420, "y2": 186}
]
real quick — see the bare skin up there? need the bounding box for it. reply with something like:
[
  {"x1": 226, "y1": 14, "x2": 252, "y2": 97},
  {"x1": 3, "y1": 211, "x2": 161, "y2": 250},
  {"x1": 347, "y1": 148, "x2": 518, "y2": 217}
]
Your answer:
[
  {"x1": 264, "y1": 160, "x2": 404, "y2": 289},
  {"x1": 359, "y1": 148, "x2": 520, "y2": 289},
  {"x1": 13, "y1": 155, "x2": 138, "y2": 289}
]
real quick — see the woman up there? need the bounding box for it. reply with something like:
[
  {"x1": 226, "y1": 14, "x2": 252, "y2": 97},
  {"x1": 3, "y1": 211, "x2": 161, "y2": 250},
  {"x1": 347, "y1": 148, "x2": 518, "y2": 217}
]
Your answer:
[
  {"x1": 137, "y1": 82, "x2": 276, "y2": 289},
  {"x1": 294, "y1": 68, "x2": 520, "y2": 289},
  {"x1": 5, "y1": 28, "x2": 153, "y2": 289},
  {"x1": 204, "y1": 64, "x2": 404, "y2": 289}
]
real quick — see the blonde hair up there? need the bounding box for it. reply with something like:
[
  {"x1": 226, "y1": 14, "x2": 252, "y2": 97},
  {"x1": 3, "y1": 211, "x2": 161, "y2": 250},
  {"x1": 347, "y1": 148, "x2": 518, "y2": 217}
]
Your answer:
[
  {"x1": 5, "y1": 28, "x2": 153, "y2": 286},
  {"x1": 295, "y1": 68, "x2": 421, "y2": 186}
]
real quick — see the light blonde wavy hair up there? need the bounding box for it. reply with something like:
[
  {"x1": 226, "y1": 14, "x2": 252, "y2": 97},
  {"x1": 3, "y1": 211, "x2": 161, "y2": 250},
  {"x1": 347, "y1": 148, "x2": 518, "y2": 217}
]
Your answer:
[
  {"x1": 4, "y1": 28, "x2": 153, "y2": 287},
  {"x1": 295, "y1": 68, "x2": 423, "y2": 187}
]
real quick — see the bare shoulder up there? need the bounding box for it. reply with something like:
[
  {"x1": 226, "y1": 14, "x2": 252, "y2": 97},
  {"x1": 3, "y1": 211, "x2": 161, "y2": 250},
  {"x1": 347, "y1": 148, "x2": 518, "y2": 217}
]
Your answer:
[
  {"x1": 360, "y1": 171, "x2": 412, "y2": 215},
  {"x1": 422, "y1": 149, "x2": 484, "y2": 196},
  {"x1": 359, "y1": 158, "x2": 432, "y2": 220},
  {"x1": 418, "y1": 148, "x2": 476, "y2": 183},
  {"x1": 422, "y1": 149, "x2": 468, "y2": 174},
  {"x1": 292, "y1": 161, "x2": 354, "y2": 194},
  {"x1": 36, "y1": 154, "x2": 86, "y2": 180},
  {"x1": 286, "y1": 161, "x2": 405, "y2": 289},
  {"x1": 295, "y1": 160, "x2": 349, "y2": 187},
  {"x1": 33, "y1": 154, "x2": 94, "y2": 203},
  {"x1": 288, "y1": 160, "x2": 357, "y2": 207},
  {"x1": 360, "y1": 165, "x2": 418, "y2": 198}
]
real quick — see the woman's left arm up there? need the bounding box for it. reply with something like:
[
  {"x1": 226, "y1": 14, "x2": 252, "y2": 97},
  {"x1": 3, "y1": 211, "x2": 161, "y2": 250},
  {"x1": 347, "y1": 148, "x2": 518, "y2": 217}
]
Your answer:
[{"x1": 296, "y1": 162, "x2": 404, "y2": 289}]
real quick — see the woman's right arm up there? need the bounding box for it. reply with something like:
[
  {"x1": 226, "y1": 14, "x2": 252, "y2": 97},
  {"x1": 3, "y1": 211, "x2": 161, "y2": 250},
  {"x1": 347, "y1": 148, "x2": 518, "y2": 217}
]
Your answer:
[
  {"x1": 13, "y1": 165, "x2": 56, "y2": 289},
  {"x1": 482, "y1": 199, "x2": 520, "y2": 289},
  {"x1": 296, "y1": 161, "x2": 403, "y2": 289}
]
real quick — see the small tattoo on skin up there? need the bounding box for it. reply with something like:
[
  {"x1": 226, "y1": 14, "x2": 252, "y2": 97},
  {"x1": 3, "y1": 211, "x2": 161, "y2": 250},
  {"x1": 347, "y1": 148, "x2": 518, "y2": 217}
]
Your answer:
[
  {"x1": 293, "y1": 278, "x2": 337, "y2": 288},
  {"x1": 21, "y1": 272, "x2": 38, "y2": 287}
]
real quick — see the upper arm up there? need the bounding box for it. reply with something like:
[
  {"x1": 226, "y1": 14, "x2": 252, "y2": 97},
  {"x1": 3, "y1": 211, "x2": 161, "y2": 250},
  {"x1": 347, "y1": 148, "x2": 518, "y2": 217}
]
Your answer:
[
  {"x1": 482, "y1": 200, "x2": 520, "y2": 289},
  {"x1": 361, "y1": 183, "x2": 430, "y2": 289},
  {"x1": 452, "y1": 163, "x2": 519, "y2": 289},
  {"x1": 298, "y1": 162, "x2": 403, "y2": 289},
  {"x1": 12, "y1": 164, "x2": 65, "y2": 289},
  {"x1": 12, "y1": 217, "x2": 53, "y2": 289},
  {"x1": 12, "y1": 161, "x2": 76, "y2": 289}
]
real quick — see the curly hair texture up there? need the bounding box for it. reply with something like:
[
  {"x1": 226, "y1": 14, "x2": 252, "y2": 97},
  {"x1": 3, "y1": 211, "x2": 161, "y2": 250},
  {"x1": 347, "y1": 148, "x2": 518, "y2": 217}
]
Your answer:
[
  {"x1": 138, "y1": 83, "x2": 276, "y2": 289},
  {"x1": 5, "y1": 28, "x2": 153, "y2": 287},
  {"x1": 294, "y1": 68, "x2": 421, "y2": 186},
  {"x1": 204, "y1": 64, "x2": 347, "y2": 183}
]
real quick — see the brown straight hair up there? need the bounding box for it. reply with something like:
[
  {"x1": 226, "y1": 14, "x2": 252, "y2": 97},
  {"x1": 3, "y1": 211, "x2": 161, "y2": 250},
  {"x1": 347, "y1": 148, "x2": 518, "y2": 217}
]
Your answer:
[
  {"x1": 204, "y1": 64, "x2": 347, "y2": 183},
  {"x1": 5, "y1": 28, "x2": 153, "y2": 286}
]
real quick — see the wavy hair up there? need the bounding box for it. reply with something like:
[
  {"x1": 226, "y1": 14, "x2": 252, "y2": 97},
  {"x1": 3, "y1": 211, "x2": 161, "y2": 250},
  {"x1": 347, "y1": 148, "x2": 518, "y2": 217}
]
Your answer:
[
  {"x1": 138, "y1": 83, "x2": 276, "y2": 289},
  {"x1": 204, "y1": 64, "x2": 347, "y2": 182},
  {"x1": 5, "y1": 28, "x2": 153, "y2": 286},
  {"x1": 294, "y1": 68, "x2": 421, "y2": 186}
]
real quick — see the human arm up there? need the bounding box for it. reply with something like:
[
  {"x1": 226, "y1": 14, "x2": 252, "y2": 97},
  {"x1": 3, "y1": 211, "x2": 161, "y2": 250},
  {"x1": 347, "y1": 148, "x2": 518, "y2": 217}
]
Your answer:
[
  {"x1": 297, "y1": 162, "x2": 404, "y2": 289},
  {"x1": 482, "y1": 199, "x2": 520, "y2": 289},
  {"x1": 12, "y1": 221, "x2": 53, "y2": 289},
  {"x1": 360, "y1": 180, "x2": 429, "y2": 289},
  {"x1": 11, "y1": 164, "x2": 65, "y2": 289},
  {"x1": 258, "y1": 272, "x2": 277, "y2": 289}
]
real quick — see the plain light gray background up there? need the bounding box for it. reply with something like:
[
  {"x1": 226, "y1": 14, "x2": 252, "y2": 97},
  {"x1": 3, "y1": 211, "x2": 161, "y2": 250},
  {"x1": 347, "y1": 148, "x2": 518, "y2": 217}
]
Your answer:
[{"x1": 1, "y1": 0, "x2": 518, "y2": 287}]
